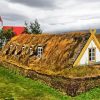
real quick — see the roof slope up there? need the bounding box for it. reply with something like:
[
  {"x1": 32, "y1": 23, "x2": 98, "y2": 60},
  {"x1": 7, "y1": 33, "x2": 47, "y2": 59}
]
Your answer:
[
  {"x1": 96, "y1": 34, "x2": 100, "y2": 43},
  {"x1": 2, "y1": 32, "x2": 91, "y2": 72}
]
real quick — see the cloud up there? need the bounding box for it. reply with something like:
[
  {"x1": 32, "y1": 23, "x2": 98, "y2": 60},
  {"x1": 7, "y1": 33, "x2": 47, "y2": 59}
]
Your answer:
[
  {"x1": 7, "y1": 0, "x2": 57, "y2": 9},
  {"x1": 77, "y1": 0, "x2": 100, "y2": 3},
  {"x1": 3, "y1": 14, "x2": 27, "y2": 21},
  {"x1": 0, "y1": 1, "x2": 28, "y2": 25},
  {"x1": 1, "y1": 0, "x2": 100, "y2": 32},
  {"x1": 2, "y1": 14, "x2": 27, "y2": 26}
]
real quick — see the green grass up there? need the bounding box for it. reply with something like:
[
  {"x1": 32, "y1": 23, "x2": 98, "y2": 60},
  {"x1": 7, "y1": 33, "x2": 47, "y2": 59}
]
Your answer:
[{"x1": 0, "y1": 66, "x2": 99, "y2": 100}]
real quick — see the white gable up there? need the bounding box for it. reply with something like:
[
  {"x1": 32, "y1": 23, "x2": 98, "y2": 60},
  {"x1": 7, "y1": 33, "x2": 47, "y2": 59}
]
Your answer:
[{"x1": 79, "y1": 40, "x2": 100, "y2": 65}]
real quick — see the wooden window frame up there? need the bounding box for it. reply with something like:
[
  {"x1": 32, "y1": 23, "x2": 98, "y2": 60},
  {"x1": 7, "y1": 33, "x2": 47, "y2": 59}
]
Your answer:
[
  {"x1": 29, "y1": 47, "x2": 33, "y2": 55},
  {"x1": 37, "y1": 46, "x2": 43, "y2": 57},
  {"x1": 22, "y1": 46, "x2": 25, "y2": 50},
  {"x1": 88, "y1": 48, "x2": 96, "y2": 63}
]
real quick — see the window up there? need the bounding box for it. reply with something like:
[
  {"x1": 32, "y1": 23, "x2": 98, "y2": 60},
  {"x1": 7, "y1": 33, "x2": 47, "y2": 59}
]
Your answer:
[
  {"x1": 10, "y1": 45, "x2": 13, "y2": 47},
  {"x1": 22, "y1": 46, "x2": 25, "y2": 50},
  {"x1": 2, "y1": 40, "x2": 6, "y2": 46},
  {"x1": 89, "y1": 48, "x2": 96, "y2": 62},
  {"x1": 37, "y1": 46, "x2": 43, "y2": 57},
  {"x1": 30, "y1": 47, "x2": 32, "y2": 51},
  {"x1": 30, "y1": 47, "x2": 33, "y2": 55}
]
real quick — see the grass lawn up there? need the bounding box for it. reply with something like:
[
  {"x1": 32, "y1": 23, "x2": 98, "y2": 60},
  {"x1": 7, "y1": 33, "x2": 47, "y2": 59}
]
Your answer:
[{"x1": 0, "y1": 66, "x2": 99, "y2": 100}]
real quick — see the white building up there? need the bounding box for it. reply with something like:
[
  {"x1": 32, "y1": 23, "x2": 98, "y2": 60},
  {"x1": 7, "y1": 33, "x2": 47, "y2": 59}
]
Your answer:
[{"x1": 74, "y1": 29, "x2": 100, "y2": 66}]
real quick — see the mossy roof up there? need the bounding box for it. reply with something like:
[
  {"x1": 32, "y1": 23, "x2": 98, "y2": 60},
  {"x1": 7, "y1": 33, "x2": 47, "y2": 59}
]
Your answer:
[
  {"x1": 96, "y1": 34, "x2": 100, "y2": 43},
  {"x1": 2, "y1": 32, "x2": 91, "y2": 72}
]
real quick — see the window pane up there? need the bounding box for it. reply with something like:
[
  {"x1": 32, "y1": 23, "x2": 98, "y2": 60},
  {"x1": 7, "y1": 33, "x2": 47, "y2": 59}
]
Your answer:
[
  {"x1": 92, "y1": 53, "x2": 95, "y2": 56},
  {"x1": 89, "y1": 53, "x2": 91, "y2": 57},
  {"x1": 89, "y1": 57, "x2": 91, "y2": 61},
  {"x1": 92, "y1": 49, "x2": 95, "y2": 52},
  {"x1": 92, "y1": 57, "x2": 95, "y2": 60},
  {"x1": 89, "y1": 49, "x2": 91, "y2": 53}
]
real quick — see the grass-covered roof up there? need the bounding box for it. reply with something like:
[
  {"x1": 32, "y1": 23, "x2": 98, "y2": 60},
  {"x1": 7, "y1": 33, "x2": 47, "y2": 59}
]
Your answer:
[
  {"x1": 96, "y1": 34, "x2": 100, "y2": 43},
  {"x1": 1, "y1": 32, "x2": 91, "y2": 73}
]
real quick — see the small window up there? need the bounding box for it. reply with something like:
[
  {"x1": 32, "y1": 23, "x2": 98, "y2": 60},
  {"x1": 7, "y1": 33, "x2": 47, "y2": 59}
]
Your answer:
[
  {"x1": 88, "y1": 48, "x2": 96, "y2": 62},
  {"x1": 10, "y1": 45, "x2": 13, "y2": 47},
  {"x1": 30, "y1": 47, "x2": 32, "y2": 50},
  {"x1": 22, "y1": 46, "x2": 25, "y2": 50},
  {"x1": 2, "y1": 41, "x2": 6, "y2": 46},
  {"x1": 30, "y1": 47, "x2": 33, "y2": 55},
  {"x1": 37, "y1": 46, "x2": 43, "y2": 57}
]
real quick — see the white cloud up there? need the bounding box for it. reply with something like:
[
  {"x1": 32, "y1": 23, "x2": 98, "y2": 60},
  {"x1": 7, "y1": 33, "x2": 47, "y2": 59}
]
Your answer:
[{"x1": 0, "y1": 0, "x2": 100, "y2": 32}]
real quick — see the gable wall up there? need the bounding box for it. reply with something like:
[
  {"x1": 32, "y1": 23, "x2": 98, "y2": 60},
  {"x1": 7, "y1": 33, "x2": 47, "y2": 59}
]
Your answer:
[{"x1": 79, "y1": 40, "x2": 100, "y2": 65}]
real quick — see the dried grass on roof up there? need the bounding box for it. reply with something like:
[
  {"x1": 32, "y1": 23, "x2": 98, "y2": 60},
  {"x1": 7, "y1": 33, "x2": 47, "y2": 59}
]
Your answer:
[
  {"x1": 96, "y1": 34, "x2": 100, "y2": 43},
  {"x1": 1, "y1": 32, "x2": 90, "y2": 73}
]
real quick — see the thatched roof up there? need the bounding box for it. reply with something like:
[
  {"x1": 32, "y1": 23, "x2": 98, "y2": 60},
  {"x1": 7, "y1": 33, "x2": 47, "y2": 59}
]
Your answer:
[
  {"x1": 96, "y1": 34, "x2": 100, "y2": 43},
  {"x1": 1, "y1": 32, "x2": 91, "y2": 72}
]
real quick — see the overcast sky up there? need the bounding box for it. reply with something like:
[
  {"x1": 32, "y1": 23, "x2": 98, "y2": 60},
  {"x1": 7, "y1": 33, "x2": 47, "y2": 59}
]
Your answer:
[{"x1": 0, "y1": 0, "x2": 100, "y2": 32}]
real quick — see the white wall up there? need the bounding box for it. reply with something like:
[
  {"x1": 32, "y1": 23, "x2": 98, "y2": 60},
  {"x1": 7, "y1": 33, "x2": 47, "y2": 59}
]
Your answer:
[{"x1": 79, "y1": 40, "x2": 100, "y2": 65}]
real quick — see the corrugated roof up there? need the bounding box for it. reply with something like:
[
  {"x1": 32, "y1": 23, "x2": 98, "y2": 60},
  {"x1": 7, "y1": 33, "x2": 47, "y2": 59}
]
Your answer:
[{"x1": 3, "y1": 26, "x2": 25, "y2": 35}]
